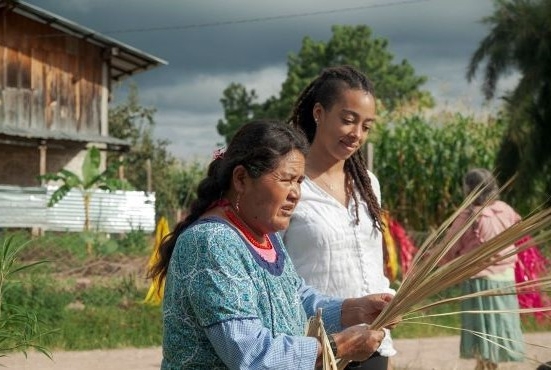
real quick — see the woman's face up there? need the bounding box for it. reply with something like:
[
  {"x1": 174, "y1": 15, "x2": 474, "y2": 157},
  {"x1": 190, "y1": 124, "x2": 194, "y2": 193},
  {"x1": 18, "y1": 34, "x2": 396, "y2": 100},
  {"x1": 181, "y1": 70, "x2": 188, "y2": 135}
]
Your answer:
[
  {"x1": 239, "y1": 149, "x2": 305, "y2": 235},
  {"x1": 313, "y1": 88, "x2": 376, "y2": 160}
]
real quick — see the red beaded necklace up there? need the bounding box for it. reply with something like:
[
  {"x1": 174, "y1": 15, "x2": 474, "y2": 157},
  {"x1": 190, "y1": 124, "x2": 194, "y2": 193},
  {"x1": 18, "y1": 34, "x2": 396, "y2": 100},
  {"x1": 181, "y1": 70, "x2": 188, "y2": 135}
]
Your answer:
[{"x1": 221, "y1": 201, "x2": 273, "y2": 250}]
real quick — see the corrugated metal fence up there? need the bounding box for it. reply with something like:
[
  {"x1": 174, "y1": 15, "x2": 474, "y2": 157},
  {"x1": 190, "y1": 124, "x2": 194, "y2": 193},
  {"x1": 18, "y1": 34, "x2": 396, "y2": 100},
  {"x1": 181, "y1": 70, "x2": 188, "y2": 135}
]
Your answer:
[{"x1": 0, "y1": 185, "x2": 155, "y2": 233}]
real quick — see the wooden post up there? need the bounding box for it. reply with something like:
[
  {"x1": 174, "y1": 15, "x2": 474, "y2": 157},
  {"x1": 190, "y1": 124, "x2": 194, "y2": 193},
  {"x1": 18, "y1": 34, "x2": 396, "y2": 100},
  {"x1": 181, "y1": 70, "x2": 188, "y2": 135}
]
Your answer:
[
  {"x1": 366, "y1": 142, "x2": 374, "y2": 172},
  {"x1": 363, "y1": 142, "x2": 374, "y2": 172},
  {"x1": 118, "y1": 154, "x2": 125, "y2": 180},
  {"x1": 34, "y1": 140, "x2": 47, "y2": 237},
  {"x1": 38, "y1": 140, "x2": 47, "y2": 185},
  {"x1": 146, "y1": 158, "x2": 152, "y2": 193}
]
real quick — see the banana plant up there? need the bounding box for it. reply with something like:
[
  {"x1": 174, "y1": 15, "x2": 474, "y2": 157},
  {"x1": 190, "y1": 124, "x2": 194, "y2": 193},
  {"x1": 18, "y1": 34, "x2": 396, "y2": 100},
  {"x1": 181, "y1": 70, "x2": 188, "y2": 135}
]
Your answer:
[{"x1": 39, "y1": 147, "x2": 130, "y2": 234}]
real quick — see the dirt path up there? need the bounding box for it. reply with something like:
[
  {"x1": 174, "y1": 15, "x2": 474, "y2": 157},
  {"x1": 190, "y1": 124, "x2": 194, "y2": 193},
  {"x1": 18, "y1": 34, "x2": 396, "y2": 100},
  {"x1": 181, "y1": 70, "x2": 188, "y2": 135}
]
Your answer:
[{"x1": 2, "y1": 332, "x2": 550, "y2": 370}]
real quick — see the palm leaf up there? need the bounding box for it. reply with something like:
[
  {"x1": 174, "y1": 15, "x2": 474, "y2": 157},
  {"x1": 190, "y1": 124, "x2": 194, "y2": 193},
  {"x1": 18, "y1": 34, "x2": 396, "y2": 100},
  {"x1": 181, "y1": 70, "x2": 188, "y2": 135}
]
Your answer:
[{"x1": 82, "y1": 146, "x2": 101, "y2": 185}]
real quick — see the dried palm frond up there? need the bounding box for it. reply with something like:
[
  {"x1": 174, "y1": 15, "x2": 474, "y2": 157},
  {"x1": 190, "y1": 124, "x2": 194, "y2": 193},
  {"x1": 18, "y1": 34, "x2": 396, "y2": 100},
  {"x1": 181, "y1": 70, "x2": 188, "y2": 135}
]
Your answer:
[
  {"x1": 371, "y1": 194, "x2": 551, "y2": 331},
  {"x1": 333, "y1": 181, "x2": 551, "y2": 369},
  {"x1": 394, "y1": 321, "x2": 549, "y2": 365},
  {"x1": 305, "y1": 308, "x2": 337, "y2": 370},
  {"x1": 407, "y1": 275, "x2": 551, "y2": 314}
]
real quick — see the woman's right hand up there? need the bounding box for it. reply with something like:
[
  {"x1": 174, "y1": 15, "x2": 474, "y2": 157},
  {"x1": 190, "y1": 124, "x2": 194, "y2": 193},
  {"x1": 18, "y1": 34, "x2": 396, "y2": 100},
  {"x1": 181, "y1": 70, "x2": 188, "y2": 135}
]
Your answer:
[{"x1": 331, "y1": 324, "x2": 385, "y2": 361}]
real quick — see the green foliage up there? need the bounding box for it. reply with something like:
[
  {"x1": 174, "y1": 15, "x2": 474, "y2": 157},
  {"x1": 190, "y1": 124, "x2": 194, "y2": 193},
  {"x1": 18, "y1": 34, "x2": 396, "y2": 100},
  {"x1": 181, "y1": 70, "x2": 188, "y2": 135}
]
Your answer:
[
  {"x1": 152, "y1": 159, "x2": 207, "y2": 225},
  {"x1": 216, "y1": 83, "x2": 259, "y2": 144},
  {"x1": 283, "y1": 25, "x2": 434, "y2": 112},
  {"x1": 173, "y1": 161, "x2": 208, "y2": 213},
  {"x1": 79, "y1": 232, "x2": 120, "y2": 255},
  {"x1": 467, "y1": 0, "x2": 551, "y2": 208},
  {"x1": 58, "y1": 305, "x2": 161, "y2": 350},
  {"x1": 115, "y1": 228, "x2": 151, "y2": 254},
  {"x1": 372, "y1": 112, "x2": 507, "y2": 231},
  {"x1": 0, "y1": 236, "x2": 52, "y2": 360},
  {"x1": 109, "y1": 84, "x2": 205, "y2": 221},
  {"x1": 0, "y1": 231, "x2": 548, "y2": 352},
  {"x1": 217, "y1": 24, "x2": 433, "y2": 143},
  {"x1": 3, "y1": 272, "x2": 161, "y2": 350},
  {"x1": 0, "y1": 231, "x2": 161, "y2": 351},
  {"x1": 39, "y1": 147, "x2": 131, "y2": 235}
]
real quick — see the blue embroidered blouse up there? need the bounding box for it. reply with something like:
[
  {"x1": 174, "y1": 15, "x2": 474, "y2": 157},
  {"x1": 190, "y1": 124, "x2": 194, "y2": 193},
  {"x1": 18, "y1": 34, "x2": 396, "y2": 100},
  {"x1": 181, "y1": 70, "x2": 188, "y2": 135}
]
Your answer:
[{"x1": 161, "y1": 217, "x2": 343, "y2": 369}]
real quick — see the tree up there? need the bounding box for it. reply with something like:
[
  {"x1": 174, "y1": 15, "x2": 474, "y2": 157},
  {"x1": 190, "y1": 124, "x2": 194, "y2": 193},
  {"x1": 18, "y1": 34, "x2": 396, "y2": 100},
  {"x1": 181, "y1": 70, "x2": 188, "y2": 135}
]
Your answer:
[
  {"x1": 217, "y1": 25, "x2": 434, "y2": 143},
  {"x1": 216, "y1": 83, "x2": 259, "y2": 144},
  {"x1": 108, "y1": 85, "x2": 180, "y2": 220},
  {"x1": 467, "y1": 0, "x2": 551, "y2": 208}
]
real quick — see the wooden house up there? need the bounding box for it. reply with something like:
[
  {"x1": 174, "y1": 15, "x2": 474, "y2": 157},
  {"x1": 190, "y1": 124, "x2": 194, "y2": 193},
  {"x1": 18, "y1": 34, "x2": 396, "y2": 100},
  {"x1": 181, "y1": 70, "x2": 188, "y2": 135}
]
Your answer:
[{"x1": 0, "y1": 0, "x2": 167, "y2": 186}]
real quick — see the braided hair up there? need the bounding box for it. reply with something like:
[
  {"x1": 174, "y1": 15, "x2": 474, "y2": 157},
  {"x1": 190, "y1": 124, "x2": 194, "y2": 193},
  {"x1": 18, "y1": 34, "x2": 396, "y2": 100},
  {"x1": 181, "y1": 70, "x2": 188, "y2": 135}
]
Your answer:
[
  {"x1": 148, "y1": 119, "x2": 309, "y2": 287},
  {"x1": 288, "y1": 65, "x2": 383, "y2": 231}
]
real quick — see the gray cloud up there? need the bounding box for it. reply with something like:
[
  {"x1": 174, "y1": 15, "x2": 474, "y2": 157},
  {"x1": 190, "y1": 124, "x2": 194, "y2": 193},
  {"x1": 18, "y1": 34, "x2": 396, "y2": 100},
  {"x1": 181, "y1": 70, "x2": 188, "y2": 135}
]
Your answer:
[{"x1": 26, "y1": 0, "x2": 506, "y2": 161}]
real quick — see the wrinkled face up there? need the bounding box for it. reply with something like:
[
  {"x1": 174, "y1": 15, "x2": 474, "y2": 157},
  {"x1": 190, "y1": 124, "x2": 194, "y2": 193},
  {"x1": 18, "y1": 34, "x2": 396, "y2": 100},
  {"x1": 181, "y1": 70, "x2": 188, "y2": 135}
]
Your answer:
[
  {"x1": 239, "y1": 149, "x2": 305, "y2": 234},
  {"x1": 313, "y1": 88, "x2": 376, "y2": 160}
]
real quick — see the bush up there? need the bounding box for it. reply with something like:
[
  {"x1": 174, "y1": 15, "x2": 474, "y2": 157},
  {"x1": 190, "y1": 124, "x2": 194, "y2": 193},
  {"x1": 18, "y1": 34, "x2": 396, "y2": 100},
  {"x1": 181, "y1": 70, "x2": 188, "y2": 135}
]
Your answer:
[{"x1": 0, "y1": 236, "x2": 52, "y2": 360}]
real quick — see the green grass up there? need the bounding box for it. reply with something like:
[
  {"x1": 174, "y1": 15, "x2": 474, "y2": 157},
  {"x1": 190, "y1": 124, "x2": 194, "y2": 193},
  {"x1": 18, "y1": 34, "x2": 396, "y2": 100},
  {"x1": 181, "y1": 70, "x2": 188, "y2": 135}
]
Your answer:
[
  {"x1": 1, "y1": 230, "x2": 549, "y2": 353},
  {"x1": 1, "y1": 230, "x2": 162, "y2": 351},
  {"x1": 2, "y1": 269, "x2": 163, "y2": 350}
]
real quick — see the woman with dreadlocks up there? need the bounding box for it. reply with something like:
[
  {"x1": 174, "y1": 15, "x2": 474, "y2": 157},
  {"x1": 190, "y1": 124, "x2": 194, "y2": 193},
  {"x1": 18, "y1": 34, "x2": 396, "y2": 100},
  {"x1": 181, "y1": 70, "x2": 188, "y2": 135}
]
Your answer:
[{"x1": 282, "y1": 65, "x2": 396, "y2": 370}]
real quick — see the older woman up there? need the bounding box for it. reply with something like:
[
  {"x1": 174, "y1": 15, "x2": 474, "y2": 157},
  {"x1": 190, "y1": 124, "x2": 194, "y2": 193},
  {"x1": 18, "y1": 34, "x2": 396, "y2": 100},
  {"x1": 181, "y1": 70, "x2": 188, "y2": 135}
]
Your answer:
[{"x1": 148, "y1": 120, "x2": 392, "y2": 370}]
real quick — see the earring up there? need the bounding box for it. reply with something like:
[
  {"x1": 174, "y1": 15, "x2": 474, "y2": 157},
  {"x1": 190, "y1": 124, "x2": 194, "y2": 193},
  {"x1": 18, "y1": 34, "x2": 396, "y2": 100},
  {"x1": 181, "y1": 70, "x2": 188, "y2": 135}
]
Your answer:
[
  {"x1": 314, "y1": 117, "x2": 319, "y2": 126},
  {"x1": 235, "y1": 193, "x2": 241, "y2": 213}
]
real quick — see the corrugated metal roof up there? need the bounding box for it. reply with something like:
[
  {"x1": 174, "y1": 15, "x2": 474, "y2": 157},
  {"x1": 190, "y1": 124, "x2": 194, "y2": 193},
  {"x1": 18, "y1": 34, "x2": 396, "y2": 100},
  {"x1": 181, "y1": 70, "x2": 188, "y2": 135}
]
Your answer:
[
  {"x1": 0, "y1": 125, "x2": 130, "y2": 149},
  {"x1": 2, "y1": 0, "x2": 168, "y2": 81}
]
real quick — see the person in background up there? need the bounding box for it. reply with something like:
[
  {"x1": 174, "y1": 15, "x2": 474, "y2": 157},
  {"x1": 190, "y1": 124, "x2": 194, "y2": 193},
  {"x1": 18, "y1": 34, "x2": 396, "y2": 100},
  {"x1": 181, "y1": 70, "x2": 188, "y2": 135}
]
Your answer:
[
  {"x1": 148, "y1": 119, "x2": 393, "y2": 370},
  {"x1": 282, "y1": 65, "x2": 396, "y2": 370},
  {"x1": 441, "y1": 168, "x2": 525, "y2": 370}
]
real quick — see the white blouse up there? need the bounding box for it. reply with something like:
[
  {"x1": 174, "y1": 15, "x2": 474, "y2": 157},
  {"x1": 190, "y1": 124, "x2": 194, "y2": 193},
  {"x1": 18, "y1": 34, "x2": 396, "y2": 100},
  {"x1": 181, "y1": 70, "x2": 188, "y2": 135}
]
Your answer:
[{"x1": 282, "y1": 171, "x2": 396, "y2": 356}]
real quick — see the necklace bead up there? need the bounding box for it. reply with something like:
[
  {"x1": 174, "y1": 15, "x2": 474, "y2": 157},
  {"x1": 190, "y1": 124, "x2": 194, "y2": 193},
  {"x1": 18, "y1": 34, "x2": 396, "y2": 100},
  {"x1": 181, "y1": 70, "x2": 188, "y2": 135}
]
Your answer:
[{"x1": 224, "y1": 207, "x2": 273, "y2": 250}]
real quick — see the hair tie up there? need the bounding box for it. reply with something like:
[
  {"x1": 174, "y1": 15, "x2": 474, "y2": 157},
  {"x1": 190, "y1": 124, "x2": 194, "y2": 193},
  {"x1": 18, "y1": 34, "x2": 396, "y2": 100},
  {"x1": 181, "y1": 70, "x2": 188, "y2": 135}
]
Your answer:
[{"x1": 212, "y1": 147, "x2": 226, "y2": 160}]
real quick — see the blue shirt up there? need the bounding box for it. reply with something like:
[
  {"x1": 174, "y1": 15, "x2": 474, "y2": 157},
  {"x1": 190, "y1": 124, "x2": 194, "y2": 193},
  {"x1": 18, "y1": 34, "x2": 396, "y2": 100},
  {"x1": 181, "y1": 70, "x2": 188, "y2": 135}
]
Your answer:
[{"x1": 161, "y1": 217, "x2": 343, "y2": 370}]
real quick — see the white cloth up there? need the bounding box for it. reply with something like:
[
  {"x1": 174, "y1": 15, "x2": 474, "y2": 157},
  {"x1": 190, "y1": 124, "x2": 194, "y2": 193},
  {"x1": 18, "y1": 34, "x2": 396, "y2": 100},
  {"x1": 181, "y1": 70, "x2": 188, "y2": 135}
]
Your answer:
[{"x1": 282, "y1": 171, "x2": 396, "y2": 356}]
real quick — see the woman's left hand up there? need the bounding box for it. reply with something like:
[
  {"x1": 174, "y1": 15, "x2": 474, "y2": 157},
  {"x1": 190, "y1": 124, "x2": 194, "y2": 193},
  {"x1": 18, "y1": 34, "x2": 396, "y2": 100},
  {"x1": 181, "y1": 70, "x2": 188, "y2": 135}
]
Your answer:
[{"x1": 340, "y1": 293, "x2": 394, "y2": 327}]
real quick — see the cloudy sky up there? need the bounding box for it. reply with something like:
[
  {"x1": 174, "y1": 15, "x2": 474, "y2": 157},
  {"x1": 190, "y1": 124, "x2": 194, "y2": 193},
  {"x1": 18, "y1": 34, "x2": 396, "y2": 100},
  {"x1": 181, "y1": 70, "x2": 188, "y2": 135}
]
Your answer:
[{"x1": 26, "y1": 0, "x2": 514, "y2": 162}]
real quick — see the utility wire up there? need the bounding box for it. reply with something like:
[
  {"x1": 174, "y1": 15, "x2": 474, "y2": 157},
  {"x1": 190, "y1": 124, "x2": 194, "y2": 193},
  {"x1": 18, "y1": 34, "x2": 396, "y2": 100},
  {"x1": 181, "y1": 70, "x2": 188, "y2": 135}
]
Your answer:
[{"x1": 102, "y1": 0, "x2": 431, "y2": 34}]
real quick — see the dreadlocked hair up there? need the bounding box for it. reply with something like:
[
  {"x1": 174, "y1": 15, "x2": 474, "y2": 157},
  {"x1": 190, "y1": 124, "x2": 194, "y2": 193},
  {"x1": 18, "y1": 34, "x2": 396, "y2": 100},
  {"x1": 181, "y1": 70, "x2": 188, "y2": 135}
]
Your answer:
[
  {"x1": 347, "y1": 150, "x2": 384, "y2": 230},
  {"x1": 288, "y1": 65, "x2": 383, "y2": 231}
]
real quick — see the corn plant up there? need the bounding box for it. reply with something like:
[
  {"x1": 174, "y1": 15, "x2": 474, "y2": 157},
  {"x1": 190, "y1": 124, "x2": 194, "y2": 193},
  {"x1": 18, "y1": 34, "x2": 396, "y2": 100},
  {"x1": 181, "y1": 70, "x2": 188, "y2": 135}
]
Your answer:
[
  {"x1": 0, "y1": 236, "x2": 52, "y2": 361},
  {"x1": 372, "y1": 112, "x2": 506, "y2": 231}
]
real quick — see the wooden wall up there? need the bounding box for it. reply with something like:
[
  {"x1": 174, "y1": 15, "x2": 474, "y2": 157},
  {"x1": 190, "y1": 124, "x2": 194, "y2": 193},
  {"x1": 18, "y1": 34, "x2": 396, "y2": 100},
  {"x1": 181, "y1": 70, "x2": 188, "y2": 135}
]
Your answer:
[
  {"x1": 0, "y1": 141, "x2": 82, "y2": 186},
  {"x1": 0, "y1": 9, "x2": 105, "y2": 136}
]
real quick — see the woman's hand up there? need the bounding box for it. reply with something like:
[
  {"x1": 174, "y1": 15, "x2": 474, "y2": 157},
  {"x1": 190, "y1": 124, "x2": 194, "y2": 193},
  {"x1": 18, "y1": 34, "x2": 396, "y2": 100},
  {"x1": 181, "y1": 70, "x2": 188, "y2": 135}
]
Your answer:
[
  {"x1": 340, "y1": 293, "x2": 394, "y2": 327},
  {"x1": 332, "y1": 325, "x2": 385, "y2": 361}
]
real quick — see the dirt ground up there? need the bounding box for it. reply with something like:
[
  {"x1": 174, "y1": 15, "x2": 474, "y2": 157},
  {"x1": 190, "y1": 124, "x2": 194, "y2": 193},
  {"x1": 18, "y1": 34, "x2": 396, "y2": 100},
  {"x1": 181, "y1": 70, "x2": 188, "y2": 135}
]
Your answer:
[{"x1": 2, "y1": 332, "x2": 550, "y2": 370}]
